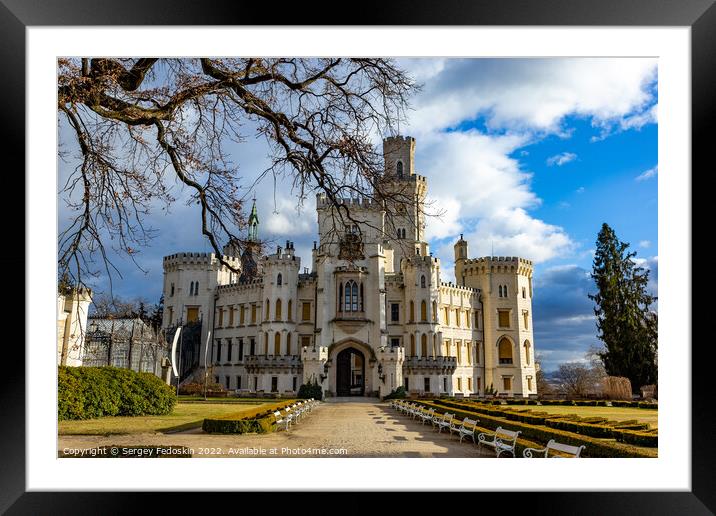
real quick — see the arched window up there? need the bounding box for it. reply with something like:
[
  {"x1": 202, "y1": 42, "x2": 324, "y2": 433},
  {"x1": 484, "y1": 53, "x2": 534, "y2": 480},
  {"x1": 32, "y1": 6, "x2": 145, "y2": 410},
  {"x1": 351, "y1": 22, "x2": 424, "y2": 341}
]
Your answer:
[
  {"x1": 264, "y1": 332, "x2": 269, "y2": 355},
  {"x1": 189, "y1": 281, "x2": 194, "y2": 296},
  {"x1": 277, "y1": 273, "x2": 282, "y2": 286},
  {"x1": 421, "y1": 275, "x2": 426, "y2": 288},
  {"x1": 275, "y1": 299, "x2": 282, "y2": 321},
  {"x1": 498, "y1": 337, "x2": 513, "y2": 365},
  {"x1": 274, "y1": 332, "x2": 281, "y2": 356},
  {"x1": 410, "y1": 301, "x2": 415, "y2": 322},
  {"x1": 421, "y1": 334, "x2": 427, "y2": 357},
  {"x1": 433, "y1": 334, "x2": 437, "y2": 357},
  {"x1": 286, "y1": 333, "x2": 292, "y2": 356},
  {"x1": 498, "y1": 285, "x2": 503, "y2": 298},
  {"x1": 195, "y1": 281, "x2": 199, "y2": 295},
  {"x1": 343, "y1": 280, "x2": 360, "y2": 312},
  {"x1": 287, "y1": 300, "x2": 293, "y2": 321},
  {"x1": 524, "y1": 340, "x2": 531, "y2": 365},
  {"x1": 397, "y1": 161, "x2": 403, "y2": 177},
  {"x1": 401, "y1": 228, "x2": 406, "y2": 239},
  {"x1": 397, "y1": 228, "x2": 402, "y2": 239},
  {"x1": 265, "y1": 299, "x2": 270, "y2": 320},
  {"x1": 432, "y1": 301, "x2": 437, "y2": 322},
  {"x1": 420, "y1": 300, "x2": 427, "y2": 322},
  {"x1": 455, "y1": 308, "x2": 460, "y2": 327},
  {"x1": 503, "y1": 285, "x2": 508, "y2": 297},
  {"x1": 410, "y1": 334, "x2": 416, "y2": 356}
]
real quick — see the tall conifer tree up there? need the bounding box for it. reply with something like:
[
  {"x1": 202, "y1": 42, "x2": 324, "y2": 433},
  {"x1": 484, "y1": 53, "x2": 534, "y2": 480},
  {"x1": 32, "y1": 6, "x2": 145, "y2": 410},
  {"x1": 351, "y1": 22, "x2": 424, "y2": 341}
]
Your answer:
[{"x1": 589, "y1": 223, "x2": 658, "y2": 392}]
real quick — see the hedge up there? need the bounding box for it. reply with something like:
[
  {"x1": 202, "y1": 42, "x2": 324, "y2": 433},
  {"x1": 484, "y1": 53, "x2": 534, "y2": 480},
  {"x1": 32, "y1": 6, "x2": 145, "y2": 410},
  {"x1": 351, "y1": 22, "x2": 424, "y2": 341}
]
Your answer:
[
  {"x1": 614, "y1": 429, "x2": 658, "y2": 447},
  {"x1": 202, "y1": 400, "x2": 298, "y2": 434},
  {"x1": 58, "y1": 366, "x2": 176, "y2": 420},
  {"x1": 413, "y1": 399, "x2": 656, "y2": 457}
]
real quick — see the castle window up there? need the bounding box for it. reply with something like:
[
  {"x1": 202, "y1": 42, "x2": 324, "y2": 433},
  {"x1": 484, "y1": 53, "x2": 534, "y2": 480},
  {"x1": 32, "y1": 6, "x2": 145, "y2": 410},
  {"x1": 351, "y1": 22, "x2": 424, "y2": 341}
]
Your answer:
[
  {"x1": 455, "y1": 308, "x2": 460, "y2": 327},
  {"x1": 251, "y1": 304, "x2": 257, "y2": 324},
  {"x1": 216, "y1": 339, "x2": 222, "y2": 362},
  {"x1": 475, "y1": 342, "x2": 480, "y2": 364},
  {"x1": 301, "y1": 335, "x2": 311, "y2": 348},
  {"x1": 498, "y1": 285, "x2": 503, "y2": 298},
  {"x1": 264, "y1": 332, "x2": 269, "y2": 355},
  {"x1": 239, "y1": 304, "x2": 245, "y2": 325},
  {"x1": 523, "y1": 310, "x2": 529, "y2": 330},
  {"x1": 522, "y1": 287, "x2": 527, "y2": 299},
  {"x1": 391, "y1": 337, "x2": 401, "y2": 348},
  {"x1": 170, "y1": 283, "x2": 175, "y2": 297},
  {"x1": 444, "y1": 307, "x2": 450, "y2": 325},
  {"x1": 338, "y1": 283, "x2": 343, "y2": 312},
  {"x1": 457, "y1": 377, "x2": 462, "y2": 391},
  {"x1": 343, "y1": 280, "x2": 360, "y2": 312},
  {"x1": 420, "y1": 275, "x2": 426, "y2": 288},
  {"x1": 397, "y1": 228, "x2": 402, "y2": 239},
  {"x1": 391, "y1": 303, "x2": 400, "y2": 322},
  {"x1": 195, "y1": 281, "x2": 199, "y2": 295},
  {"x1": 421, "y1": 334, "x2": 427, "y2": 357},
  {"x1": 432, "y1": 301, "x2": 437, "y2": 322},
  {"x1": 467, "y1": 343, "x2": 471, "y2": 364},
  {"x1": 524, "y1": 340, "x2": 531, "y2": 365},
  {"x1": 420, "y1": 300, "x2": 427, "y2": 322},
  {"x1": 397, "y1": 161, "x2": 403, "y2": 177},
  {"x1": 250, "y1": 338, "x2": 255, "y2": 355},
  {"x1": 265, "y1": 299, "x2": 270, "y2": 320},
  {"x1": 238, "y1": 339, "x2": 244, "y2": 361},
  {"x1": 274, "y1": 333, "x2": 281, "y2": 356},
  {"x1": 288, "y1": 300, "x2": 293, "y2": 322},
  {"x1": 302, "y1": 302, "x2": 311, "y2": 321},
  {"x1": 502, "y1": 376, "x2": 512, "y2": 391},
  {"x1": 527, "y1": 376, "x2": 533, "y2": 391},
  {"x1": 503, "y1": 285, "x2": 508, "y2": 297},
  {"x1": 457, "y1": 342, "x2": 462, "y2": 364},
  {"x1": 410, "y1": 334, "x2": 416, "y2": 356},
  {"x1": 498, "y1": 337, "x2": 513, "y2": 364},
  {"x1": 468, "y1": 377, "x2": 473, "y2": 391},
  {"x1": 498, "y1": 310, "x2": 510, "y2": 328},
  {"x1": 228, "y1": 306, "x2": 234, "y2": 326},
  {"x1": 217, "y1": 308, "x2": 224, "y2": 327},
  {"x1": 409, "y1": 301, "x2": 415, "y2": 322},
  {"x1": 237, "y1": 376, "x2": 242, "y2": 389},
  {"x1": 275, "y1": 299, "x2": 282, "y2": 321},
  {"x1": 433, "y1": 335, "x2": 437, "y2": 357},
  {"x1": 277, "y1": 273, "x2": 282, "y2": 286},
  {"x1": 227, "y1": 338, "x2": 232, "y2": 362},
  {"x1": 271, "y1": 377, "x2": 278, "y2": 393},
  {"x1": 286, "y1": 333, "x2": 292, "y2": 356},
  {"x1": 424, "y1": 377, "x2": 431, "y2": 393},
  {"x1": 189, "y1": 282, "x2": 193, "y2": 296}
]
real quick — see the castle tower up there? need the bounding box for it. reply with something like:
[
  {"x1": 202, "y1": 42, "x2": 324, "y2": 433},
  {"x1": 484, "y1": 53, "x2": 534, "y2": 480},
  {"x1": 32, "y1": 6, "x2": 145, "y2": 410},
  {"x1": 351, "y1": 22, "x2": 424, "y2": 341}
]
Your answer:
[
  {"x1": 456, "y1": 237, "x2": 537, "y2": 396},
  {"x1": 381, "y1": 136, "x2": 429, "y2": 271},
  {"x1": 454, "y1": 234, "x2": 468, "y2": 286},
  {"x1": 240, "y1": 199, "x2": 261, "y2": 283}
]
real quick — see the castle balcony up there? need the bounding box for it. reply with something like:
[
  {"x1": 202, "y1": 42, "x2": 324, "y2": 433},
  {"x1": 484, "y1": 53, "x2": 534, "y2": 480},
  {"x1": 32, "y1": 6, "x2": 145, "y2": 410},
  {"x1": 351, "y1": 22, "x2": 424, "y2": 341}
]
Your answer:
[
  {"x1": 244, "y1": 355, "x2": 303, "y2": 374},
  {"x1": 403, "y1": 356, "x2": 457, "y2": 375}
]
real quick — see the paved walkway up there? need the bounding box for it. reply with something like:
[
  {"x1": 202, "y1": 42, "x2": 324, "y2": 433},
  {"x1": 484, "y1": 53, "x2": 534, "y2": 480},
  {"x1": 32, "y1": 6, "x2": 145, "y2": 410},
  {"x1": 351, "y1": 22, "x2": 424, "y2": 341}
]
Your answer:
[{"x1": 58, "y1": 400, "x2": 494, "y2": 458}]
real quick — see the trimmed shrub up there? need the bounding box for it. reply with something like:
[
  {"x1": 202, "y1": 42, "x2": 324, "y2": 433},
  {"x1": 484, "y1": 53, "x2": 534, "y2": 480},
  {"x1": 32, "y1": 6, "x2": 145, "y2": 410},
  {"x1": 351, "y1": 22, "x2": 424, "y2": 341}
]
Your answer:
[
  {"x1": 383, "y1": 386, "x2": 407, "y2": 400},
  {"x1": 637, "y1": 401, "x2": 658, "y2": 409},
  {"x1": 58, "y1": 366, "x2": 177, "y2": 420},
  {"x1": 202, "y1": 400, "x2": 297, "y2": 434},
  {"x1": 297, "y1": 380, "x2": 323, "y2": 400},
  {"x1": 614, "y1": 429, "x2": 658, "y2": 447},
  {"x1": 417, "y1": 399, "x2": 657, "y2": 457}
]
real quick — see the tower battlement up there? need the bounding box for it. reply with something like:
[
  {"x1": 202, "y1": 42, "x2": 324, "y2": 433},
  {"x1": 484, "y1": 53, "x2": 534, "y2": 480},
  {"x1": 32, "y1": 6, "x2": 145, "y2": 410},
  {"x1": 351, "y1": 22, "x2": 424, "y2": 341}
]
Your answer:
[
  {"x1": 163, "y1": 252, "x2": 241, "y2": 269},
  {"x1": 316, "y1": 194, "x2": 382, "y2": 211},
  {"x1": 462, "y1": 256, "x2": 533, "y2": 276}
]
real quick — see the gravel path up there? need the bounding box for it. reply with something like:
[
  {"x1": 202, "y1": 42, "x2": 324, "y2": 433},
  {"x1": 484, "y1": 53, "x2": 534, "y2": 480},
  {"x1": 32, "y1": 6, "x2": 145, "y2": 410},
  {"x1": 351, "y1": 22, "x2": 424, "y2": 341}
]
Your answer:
[{"x1": 58, "y1": 400, "x2": 495, "y2": 458}]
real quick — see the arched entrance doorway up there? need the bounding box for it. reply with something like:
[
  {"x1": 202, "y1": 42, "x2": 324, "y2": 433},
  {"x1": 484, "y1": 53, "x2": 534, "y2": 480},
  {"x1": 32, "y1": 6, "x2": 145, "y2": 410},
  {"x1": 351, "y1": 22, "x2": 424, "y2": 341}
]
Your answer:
[{"x1": 336, "y1": 347, "x2": 365, "y2": 396}]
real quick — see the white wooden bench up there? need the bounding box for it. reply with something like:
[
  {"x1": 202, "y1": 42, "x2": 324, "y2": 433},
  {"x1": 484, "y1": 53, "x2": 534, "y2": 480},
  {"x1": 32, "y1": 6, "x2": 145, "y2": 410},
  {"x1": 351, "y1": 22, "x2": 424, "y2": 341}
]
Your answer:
[
  {"x1": 419, "y1": 407, "x2": 436, "y2": 425},
  {"x1": 456, "y1": 417, "x2": 479, "y2": 444},
  {"x1": 523, "y1": 439, "x2": 585, "y2": 458},
  {"x1": 478, "y1": 426, "x2": 521, "y2": 457},
  {"x1": 273, "y1": 410, "x2": 292, "y2": 431},
  {"x1": 435, "y1": 412, "x2": 455, "y2": 433}
]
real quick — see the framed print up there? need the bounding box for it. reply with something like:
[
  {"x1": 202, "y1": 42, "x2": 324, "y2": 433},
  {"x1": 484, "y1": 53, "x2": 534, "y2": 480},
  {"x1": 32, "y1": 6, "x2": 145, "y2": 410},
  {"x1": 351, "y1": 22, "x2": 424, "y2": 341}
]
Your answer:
[{"x1": 4, "y1": 0, "x2": 711, "y2": 512}]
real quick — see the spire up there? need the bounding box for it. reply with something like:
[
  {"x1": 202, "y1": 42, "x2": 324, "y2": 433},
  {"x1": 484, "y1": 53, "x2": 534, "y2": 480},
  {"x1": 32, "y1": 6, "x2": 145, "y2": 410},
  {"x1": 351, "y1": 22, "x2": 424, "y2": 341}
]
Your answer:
[{"x1": 248, "y1": 197, "x2": 259, "y2": 242}]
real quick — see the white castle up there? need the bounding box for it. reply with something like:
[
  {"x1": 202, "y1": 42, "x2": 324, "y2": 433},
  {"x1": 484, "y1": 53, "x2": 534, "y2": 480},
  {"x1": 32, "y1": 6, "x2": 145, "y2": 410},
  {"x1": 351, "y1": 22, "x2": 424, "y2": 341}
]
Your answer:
[{"x1": 162, "y1": 136, "x2": 537, "y2": 398}]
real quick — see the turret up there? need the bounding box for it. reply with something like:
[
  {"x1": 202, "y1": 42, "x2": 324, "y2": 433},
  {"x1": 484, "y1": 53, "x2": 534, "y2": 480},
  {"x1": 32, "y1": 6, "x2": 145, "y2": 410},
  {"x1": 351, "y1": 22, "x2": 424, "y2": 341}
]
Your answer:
[
  {"x1": 454, "y1": 234, "x2": 469, "y2": 286},
  {"x1": 383, "y1": 135, "x2": 416, "y2": 178}
]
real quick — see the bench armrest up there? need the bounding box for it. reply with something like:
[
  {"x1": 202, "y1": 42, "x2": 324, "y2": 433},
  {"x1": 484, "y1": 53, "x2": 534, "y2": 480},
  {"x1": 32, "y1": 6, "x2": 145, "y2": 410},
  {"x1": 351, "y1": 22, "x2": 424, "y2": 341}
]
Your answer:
[{"x1": 522, "y1": 447, "x2": 548, "y2": 458}]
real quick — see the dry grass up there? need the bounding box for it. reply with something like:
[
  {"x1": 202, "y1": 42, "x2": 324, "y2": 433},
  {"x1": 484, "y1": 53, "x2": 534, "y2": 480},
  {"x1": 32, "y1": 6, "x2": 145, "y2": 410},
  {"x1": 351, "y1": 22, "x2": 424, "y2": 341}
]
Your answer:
[
  {"x1": 58, "y1": 402, "x2": 268, "y2": 435},
  {"x1": 514, "y1": 405, "x2": 658, "y2": 429}
]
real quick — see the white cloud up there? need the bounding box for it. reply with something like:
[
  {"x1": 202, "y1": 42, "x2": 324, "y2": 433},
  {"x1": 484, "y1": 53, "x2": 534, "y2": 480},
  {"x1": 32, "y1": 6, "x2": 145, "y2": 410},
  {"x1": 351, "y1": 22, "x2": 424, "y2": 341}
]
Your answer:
[
  {"x1": 404, "y1": 58, "x2": 657, "y2": 136},
  {"x1": 636, "y1": 165, "x2": 658, "y2": 181},
  {"x1": 546, "y1": 152, "x2": 577, "y2": 167},
  {"x1": 576, "y1": 186, "x2": 585, "y2": 194},
  {"x1": 639, "y1": 240, "x2": 651, "y2": 248}
]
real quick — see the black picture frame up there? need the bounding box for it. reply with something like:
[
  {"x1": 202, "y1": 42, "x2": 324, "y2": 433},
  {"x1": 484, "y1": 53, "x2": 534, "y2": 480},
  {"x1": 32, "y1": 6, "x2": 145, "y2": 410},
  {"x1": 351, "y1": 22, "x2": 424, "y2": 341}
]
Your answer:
[{"x1": 3, "y1": 0, "x2": 708, "y2": 512}]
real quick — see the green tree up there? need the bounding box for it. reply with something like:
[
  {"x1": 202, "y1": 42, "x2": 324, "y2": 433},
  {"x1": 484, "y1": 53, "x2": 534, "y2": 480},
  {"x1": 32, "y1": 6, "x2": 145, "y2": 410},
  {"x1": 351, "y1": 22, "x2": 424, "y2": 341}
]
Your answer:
[{"x1": 588, "y1": 223, "x2": 657, "y2": 392}]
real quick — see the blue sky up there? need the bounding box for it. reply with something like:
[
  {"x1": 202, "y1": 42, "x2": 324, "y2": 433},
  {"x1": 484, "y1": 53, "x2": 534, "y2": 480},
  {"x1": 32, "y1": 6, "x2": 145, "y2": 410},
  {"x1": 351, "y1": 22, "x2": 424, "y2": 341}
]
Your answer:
[{"x1": 58, "y1": 58, "x2": 658, "y2": 372}]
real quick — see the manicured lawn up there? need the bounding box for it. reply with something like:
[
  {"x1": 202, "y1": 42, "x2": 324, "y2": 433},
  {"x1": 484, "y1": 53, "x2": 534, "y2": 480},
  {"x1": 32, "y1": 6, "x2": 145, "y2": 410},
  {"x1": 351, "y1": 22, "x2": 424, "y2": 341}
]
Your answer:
[
  {"x1": 58, "y1": 402, "x2": 269, "y2": 435},
  {"x1": 513, "y1": 405, "x2": 658, "y2": 428}
]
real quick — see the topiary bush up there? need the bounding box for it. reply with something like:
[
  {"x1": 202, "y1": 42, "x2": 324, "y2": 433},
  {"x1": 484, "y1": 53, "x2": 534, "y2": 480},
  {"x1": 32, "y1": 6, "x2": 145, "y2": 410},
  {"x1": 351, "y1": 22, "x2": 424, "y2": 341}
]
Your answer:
[
  {"x1": 58, "y1": 366, "x2": 177, "y2": 420},
  {"x1": 383, "y1": 386, "x2": 407, "y2": 400},
  {"x1": 297, "y1": 380, "x2": 323, "y2": 400}
]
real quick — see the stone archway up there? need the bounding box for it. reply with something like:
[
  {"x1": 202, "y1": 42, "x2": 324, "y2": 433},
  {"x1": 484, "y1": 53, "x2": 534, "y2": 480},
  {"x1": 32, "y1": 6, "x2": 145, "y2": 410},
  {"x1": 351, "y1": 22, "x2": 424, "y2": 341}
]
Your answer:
[{"x1": 336, "y1": 347, "x2": 365, "y2": 396}]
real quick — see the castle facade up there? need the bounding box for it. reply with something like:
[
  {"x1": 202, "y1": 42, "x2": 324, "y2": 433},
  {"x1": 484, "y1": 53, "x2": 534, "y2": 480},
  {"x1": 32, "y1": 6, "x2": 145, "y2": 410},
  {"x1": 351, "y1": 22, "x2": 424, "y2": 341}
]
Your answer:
[{"x1": 162, "y1": 136, "x2": 537, "y2": 398}]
